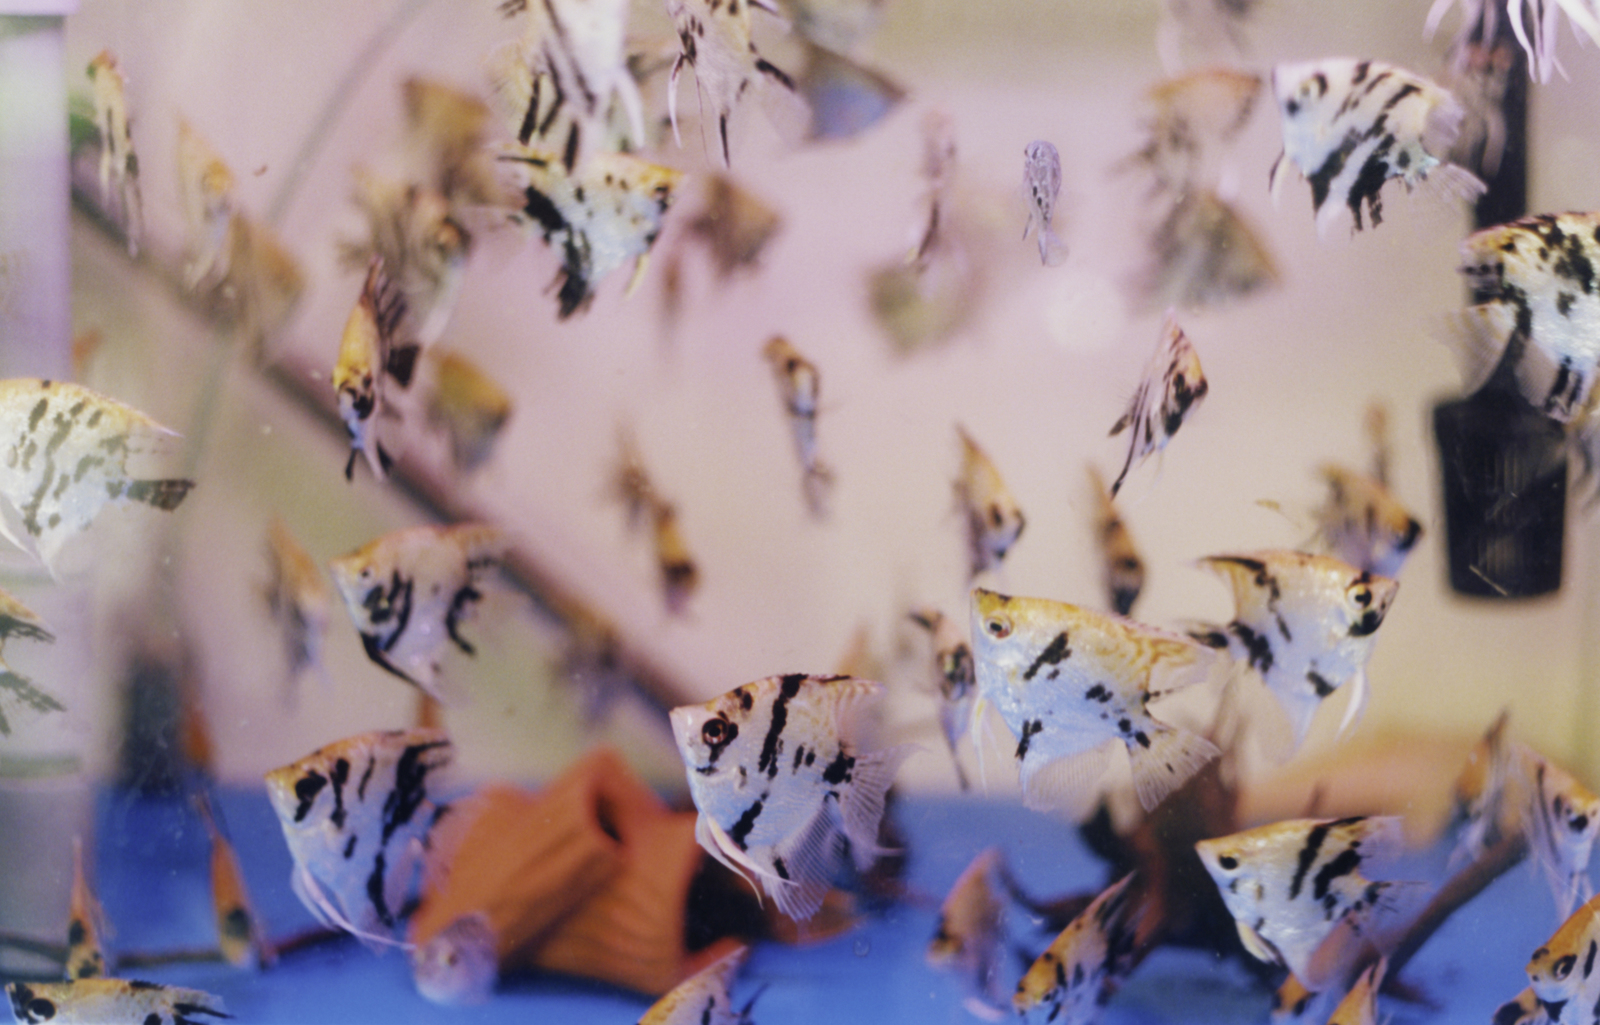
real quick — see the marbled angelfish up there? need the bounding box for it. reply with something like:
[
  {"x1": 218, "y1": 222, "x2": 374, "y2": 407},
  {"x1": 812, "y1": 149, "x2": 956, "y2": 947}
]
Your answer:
[
  {"x1": 1195, "y1": 817, "x2": 1416, "y2": 992},
  {"x1": 637, "y1": 945, "x2": 758, "y2": 1025},
  {"x1": 1449, "y1": 212, "x2": 1600, "y2": 424},
  {"x1": 1013, "y1": 873, "x2": 1142, "y2": 1024},
  {"x1": 86, "y1": 51, "x2": 143, "y2": 256},
  {"x1": 908, "y1": 606, "x2": 976, "y2": 790},
  {"x1": 1109, "y1": 313, "x2": 1208, "y2": 497},
  {"x1": 195, "y1": 791, "x2": 273, "y2": 968},
  {"x1": 264, "y1": 728, "x2": 453, "y2": 947},
  {"x1": 671, "y1": 674, "x2": 912, "y2": 922},
  {"x1": 762, "y1": 335, "x2": 832, "y2": 516},
  {"x1": 1267, "y1": 58, "x2": 1485, "y2": 235},
  {"x1": 1524, "y1": 892, "x2": 1600, "y2": 1023},
  {"x1": 6, "y1": 980, "x2": 226, "y2": 1025},
  {"x1": 66, "y1": 836, "x2": 107, "y2": 980},
  {"x1": 329, "y1": 523, "x2": 505, "y2": 702},
  {"x1": 1521, "y1": 746, "x2": 1600, "y2": 919},
  {"x1": 1021, "y1": 140, "x2": 1067, "y2": 267},
  {"x1": 176, "y1": 117, "x2": 234, "y2": 291},
  {"x1": 0, "y1": 587, "x2": 62, "y2": 736},
  {"x1": 1191, "y1": 550, "x2": 1398, "y2": 750},
  {"x1": 1313, "y1": 463, "x2": 1423, "y2": 579},
  {"x1": 970, "y1": 588, "x2": 1225, "y2": 813},
  {"x1": 1089, "y1": 464, "x2": 1145, "y2": 617},
  {"x1": 927, "y1": 847, "x2": 1008, "y2": 1017},
  {"x1": 955, "y1": 426, "x2": 1026, "y2": 579},
  {"x1": 0, "y1": 379, "x2": 193, "y2": 572},
  {"x1": 263, "y1": 517, "x2": 331, "y2": 698},
  {"x1": 665, "y1": 0, "x2": 795, "y2": 166},
  {"x1": 333, "y1": 258, "x2": 419, "y2": 482}
]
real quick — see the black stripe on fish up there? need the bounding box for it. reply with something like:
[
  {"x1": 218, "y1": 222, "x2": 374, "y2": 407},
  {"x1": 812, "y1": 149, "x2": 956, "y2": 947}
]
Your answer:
[
  {"x1": 1022, "y1": 632, "x2": 1071, "y2": 681},
  {"x1": 773, "y1": 856, "x2": 790, "y2": 880},
  {"x1": 1308, "y1": 671, "x2": 1336, "y2": 698},
  {"x1": 1016, "y1": 719, "x2": 1044, "y2": 761},
  {"x1": 1289, "y1": 822, "x2": 1331, "y2": 900},
  {"x1": 757, "y1": 675, "x2": 805, "y2": 779},
  {"x1": 1228, "y1": 622, "x2": 1274, "y2": 673},
  {"x1": 367, "y1": 849, "x2": 394, "y2": 928},
  {"x1": 728, "y1": 798, "x2": 764, "y2": 850},
  {"x1": 380, "y1": 740, "x2": 448, "y2": 845},
  {"x1": 445, "y1": 584, "x2": 483, "y2": 655},
  {"x1": 1586, "y1": 938, "x2": 1597, "y2": 979},
  {"x1": 329, "y1": 757, "x2": 350, "y2": 830},
  {"x1": 822, "y1": 750, "x2": 855, "y2": 786},
  {"x1": 343, "y1": 835, "x2": 357, "y2": 860},
  {"x1": 357, "y1": 756, "x2": 376, "y2": 801},
  {"x1": 293, "y1": 771, "x2": 327, "y2": 823},
  {"x1": 1312, "y1": 846, "x2": 1362, "y2": 903},
  {"x1": 1540, "y1": 999, "x2": 1567, "y2": 1022},
  {"x1": 360, "y1": 632, "x2": 424, "y2": 688}
]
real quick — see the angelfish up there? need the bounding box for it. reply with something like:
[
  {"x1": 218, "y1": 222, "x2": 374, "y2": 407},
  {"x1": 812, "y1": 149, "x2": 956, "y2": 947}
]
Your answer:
[
  {"x1": 1190, "y1": 550, "x2": 1398, "y2": 750},
  {"x1": 1013, "y1": 873, "x2": 1143, "y2": 1023},
  {"x1": 955, "y1": 426, "x2": 1026, "y2": 579},
  {"x1": 665, "y1": 0, "x2": 795, "y2": 166},
  {"x1": 195, "y1": 791, "x2": 273, "y2": 968},
  {"x1": 762, "y1": 335, "x2": 832, "y2": 515},
  {"x1": 0, "y1": 379, "x2": 193, "y2": 572},
  {"x1": 1108, "y1": 313, "x2": 1208, "y2": 497},
  {"x1": 671, "y1": 673, "x2": 913, "y2": 922},
  {"x1": 1195, "y1": 816, "x2": 1417, "y2": 992},
  {"x1": 264, "y1": 728, "x2": 453, "y2": 947},
  {"x1": 1021, "y1": 140, "x2": 1067, "y2": 267},
  {"x1": 927, "y1": 848, "x2": 1007, "y2": 1015},
  {"x1": 332, "y1": 258, "x2": 419, "y2": 482},
  {"x1": 6, "y1": 980, "x2": 226, "y2": 1025},
  {"x1": 66, "y1": 837, "x2": 107, "y2": 980},
  {"x1": 328, "y1": 523, "x2": 505, "y2": 702},
  {"x1": 970, "y1": 588, "x2": 1225, "y2": 813},
  {"x1": 637, "y1": 945, "x2": 758, "y2": 1025},
  {"x1": 1267, "y1": 58, "x2": 1485, "y2": 235},
  {"x1": 86, "y1": 51, "x2": 143, "y2": 256},
  {"x1": 908, "y1": 606, "x2": 976, "y2": 789}
]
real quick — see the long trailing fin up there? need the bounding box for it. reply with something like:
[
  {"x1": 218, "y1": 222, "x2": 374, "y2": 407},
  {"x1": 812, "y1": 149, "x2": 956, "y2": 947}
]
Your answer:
[{"x1": 1127, "y1": 722, "x2": 1220, "y2": 812}]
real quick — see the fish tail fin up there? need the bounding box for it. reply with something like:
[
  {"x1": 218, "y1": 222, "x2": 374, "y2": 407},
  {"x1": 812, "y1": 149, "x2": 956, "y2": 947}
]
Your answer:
[
  {"x1": 1421, "y1": 161, "x2": 1488, "y2": 205},
  {"x1": 838, "y1": 743, "x2": 915, "y2": 869},
  {"x1": 1127, "y1": 722, "x2": 1220, "y2": 812},
  {"x1": 1437, "y1": 303, "x2": 1516, "y2": 398},
  {"x1": 125, "y1": 477, "x2": 196, "y2": 511}
]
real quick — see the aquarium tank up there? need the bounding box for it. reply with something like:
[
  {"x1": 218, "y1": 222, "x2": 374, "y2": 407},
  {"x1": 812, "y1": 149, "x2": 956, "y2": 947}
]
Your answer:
[{"x1": 3, "y1": 0, "x2": 1600, "y2": 1022}]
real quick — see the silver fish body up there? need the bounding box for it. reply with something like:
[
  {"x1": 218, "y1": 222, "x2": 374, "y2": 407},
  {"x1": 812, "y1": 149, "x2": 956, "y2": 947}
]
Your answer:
[
  {"x1": 1022, "y1": 140, "x2": 1066, "y2": 266},
  {"x1": 264, "y1": 728, "x2": 453, "y2": 946},
  {"x1": 1268, "y1": 58, "x2": 1484, "y2": 235},
  {"x1": 7, "y1": 979, "x2": 226, "y2": 1025},
  {"x1": 970, "y1": 588, "x2": 1223, "y2": 813},
  {"x1": 763, "y1": 335, "x2": 832, "y2": 514},
  {"x1": 1195, "y1": 816, "x2": 1411, "y2": 992},
  {"x1": 1013, "y1": 873, "x2": 1142, "y2": 1023},
  {"x1": 671, "y1": 673, "x2": 911, "y2": 922},
  {"x1": 1451, "y1": 212, "x2": 1600, "y2": 423},
  {"x1": 328, "y1": 523, "x2": 505, "y2": 701},
  {"x1": 1109, "y1": 314, "x2": 1207, "y2": 496},
  {"x1": 955, "y1": 426, "x2": 1026, "y2": 579},
  {"x1": 909, "y1": 607, "x2": 975, "y2": 788},
  {"x1": 1193, "y1": 550, "x2": 1398, "y2": 749}
]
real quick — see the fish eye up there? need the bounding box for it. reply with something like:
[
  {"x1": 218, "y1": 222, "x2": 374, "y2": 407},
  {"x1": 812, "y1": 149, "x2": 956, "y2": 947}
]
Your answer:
[
  {"x1": 701, "y1": 717, "x2": 735, "y2": 746},
  {"x1": 1554, "y1": 953, "x2": 1576, "y2": 980},
  {"x1": 1218, "y1": 855, "x2": 1239, "y2": 871},
  {"x1": 984, "y1": 616, "x2": 1011, "y2": 639}
]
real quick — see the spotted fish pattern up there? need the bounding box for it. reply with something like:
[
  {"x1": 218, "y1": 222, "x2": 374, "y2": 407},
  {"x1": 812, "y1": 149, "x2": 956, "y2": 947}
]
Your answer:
[
  {"x1": 763, "y1": 335, "x2": 833, "y2": 516},
  {"x1": 671, "y1": 674, "x2": 912, "y2": 922},
  {"x1": 1088, "y1": 464, "x2": 1145, "y2": 617},
  {"x1": 908, "y1": 606, "x2": 976, "y2": 790},
  {"x1": 1012, "y1": 873, "x2": 1142, "y2": 1024},
  {"x1": 1313, "y1": 464, "x2": 1423, "y2": 579},
  {"x1": 1195, "y1": 817, "x2": 1414, "y2": 992},
  {"x1": 1022, "y1": 140, "x2": 1066, "y2": 267},
  {"x1": 955, "y1": 425, "x2": 1026, "y2": 579},
  {"x1": 637, "y1": 945, "x2": 757, "y2": 1025},
  {"x1": 86, "y1": 51, "x2": 143, "y2": 257},
  {"x1": 0, "y1": 379, "x2": 193, "y2": 572},
  {"x1": 1108, "y1": 314, "x2": 1208, "y2": 497},
  {"x1": 665, "y1": 0, "x2": 795, "y2": 166},
  {"x1": 970, "y1": 588, "x2": 1224, "y2": 813},
  {"x1": 1268, "y1": 58, "x2": 1485, "y2": 235},
  {"x1": 328, "y1": 523, "x2": 505, "y2": 702},
  {"x1": 1452, "y1": 212, "x2": 1600, "y2": 424},
  {"x1": 6, "y1": 980, "x2": 227, "y2": 1025},
  {"x1": 66, "y1": 837, "x2": 106, "y2": 981},
  {"x1": 333, "y1": 258, "x2": 418, "y2": 482},
  {"x1": 1522, "y1": 748, "x2": 1600, "y2": 920},
  {"x1": 1525, "y1": 893, "x2": 1600, "y2": 1024},
  {"x1": 264, "y1": 728, "x2": 453, "y2": 947},
  {"x1": 502, "y1": 146, "x2": 681, "y2": 319},
  {"x1": 0, "y1": 587, "x2": 61, "y2": 736},
  {"x1": 1190, "y1": 550, "x2": 1398, "y2": 750}
]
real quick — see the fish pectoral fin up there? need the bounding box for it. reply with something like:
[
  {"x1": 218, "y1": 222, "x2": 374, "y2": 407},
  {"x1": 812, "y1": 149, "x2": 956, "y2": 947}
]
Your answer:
[
  {"x1": 767, "y1": 807, "x2": 841, "y2": 922},
  {"x1": 697, "y1": 814, "x2": 764, "y2": 905},
  {"x1": 1126, "y1": 721, "x2": 1220, "y2": 812},
  {"x1": 836, "y1": 743, "x2": 916, "y2": 869},
  {"x1": 1438, "y1": 304, "x2": 1516, "y2": 400},
  {"x1": 1235, "y1": 918, "x2": 1281, "y2": 967},
  {"x1": 1336, "y1": 669, "x2": 1369, "y2": 739},
  {"x1": 1018, "y1": 740, "x2": 1113, "y2": 815}
]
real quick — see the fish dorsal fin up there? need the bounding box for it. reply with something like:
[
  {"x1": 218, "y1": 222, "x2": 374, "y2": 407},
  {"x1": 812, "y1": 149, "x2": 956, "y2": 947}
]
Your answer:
[
  {"x1": 836, "y1": 743, "x2": 915, "y2": 870},
  {"x1": 1019, "y1": 739, "x2": 1113, "y2": 815}
]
